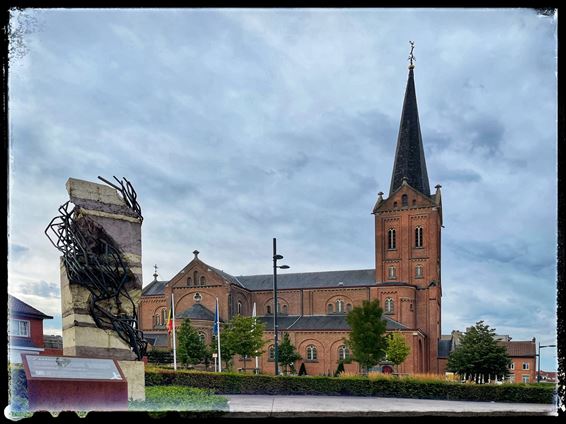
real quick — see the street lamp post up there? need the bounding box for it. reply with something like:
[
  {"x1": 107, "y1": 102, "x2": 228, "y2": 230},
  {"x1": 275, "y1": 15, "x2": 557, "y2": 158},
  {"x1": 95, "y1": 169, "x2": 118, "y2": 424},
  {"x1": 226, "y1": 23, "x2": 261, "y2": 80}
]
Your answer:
[
  {"x1": 273, "y1": 237, "x2": 289, "y2": 376},
  {"x1": 537, "y1": 343, "x2": 556, "y2": 383}
]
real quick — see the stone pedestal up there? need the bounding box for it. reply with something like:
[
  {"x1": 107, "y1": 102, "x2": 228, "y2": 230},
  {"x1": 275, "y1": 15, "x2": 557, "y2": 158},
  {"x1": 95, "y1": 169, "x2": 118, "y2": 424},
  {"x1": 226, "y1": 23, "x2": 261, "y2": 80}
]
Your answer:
[{"x1": 59, "y1": 177, "x2": 145, "y2": 402}]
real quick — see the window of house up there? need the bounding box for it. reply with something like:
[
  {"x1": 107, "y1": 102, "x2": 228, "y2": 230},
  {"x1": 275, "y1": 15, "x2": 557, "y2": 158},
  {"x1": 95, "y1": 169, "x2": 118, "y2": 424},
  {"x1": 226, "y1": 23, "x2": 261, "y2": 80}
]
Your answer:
[
  {"x1": 415, "y1": 226, "x2": 423, "y2": 248},
  {"x1": 268, "y1": 345, "x2": 275, "y2": 361},
  {"x1": 10, "y1": 319, "x2": 30, "y2": 337},
  {"x1": 388, "y1": 266, "x2": 396, "y2": 279},
  {"x1": 338, "y1": 345, "x2": 350, "y2": 361},
  {"x1": 346, "y1": 303, "x2": 353, "y2": 312},
  {"x1": 187, "y1": 277, "x2": 192, "y2": 286},
  {"x1": 336, "y1": 300, "x2": 344, "y2": 313},
  {"x1": 402, "y1": 194, "x2": 408, "y2": 207},
  {"x1": 510, "y1": 362, "x2": 515, "y2": 370},
  {"x1": 237, "y1": 301, "x2": 242, "y2": 315},
  {"x1": 306, "y1": 345, "x2": 318, "y2": 361},
  {"x1": 415, "y1": 264, "x2": 423, "y2": 278},
  {"x1": 200, "y1": 276, "x2": 206, "y2": 285},
  {"x1": 385, "y1": 298, "x2": 394, "y2": 314},
  {"x1": 327, "y1": 303, "x2": 334, "y2": 314},
  {"x1": 522, "y1": 375, "x2": 530, "y2": 383},
  {"x1": 266, "y1": 305, "x2": 272, "y2": 315},
  {"x1": 388, "y1": 229, "x2": 396, "y2": 250},
  {"x1": 522, "y1": 363, "x2": 529, "y2": 370}
]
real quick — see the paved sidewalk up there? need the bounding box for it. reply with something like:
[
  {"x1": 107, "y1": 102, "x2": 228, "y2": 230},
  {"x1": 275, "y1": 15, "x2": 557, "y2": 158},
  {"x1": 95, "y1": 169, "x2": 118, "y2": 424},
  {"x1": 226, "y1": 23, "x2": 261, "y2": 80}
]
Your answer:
[{"x1": 225, "y1": 395, "x2": 557, "y2": 417}]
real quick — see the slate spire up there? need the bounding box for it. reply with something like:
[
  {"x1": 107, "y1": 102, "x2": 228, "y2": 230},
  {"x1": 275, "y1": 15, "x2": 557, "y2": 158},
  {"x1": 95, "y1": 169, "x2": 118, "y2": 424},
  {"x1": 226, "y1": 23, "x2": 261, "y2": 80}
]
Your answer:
[{"x1": 389, "y1": 49, "x2": 430, "y2": 197}]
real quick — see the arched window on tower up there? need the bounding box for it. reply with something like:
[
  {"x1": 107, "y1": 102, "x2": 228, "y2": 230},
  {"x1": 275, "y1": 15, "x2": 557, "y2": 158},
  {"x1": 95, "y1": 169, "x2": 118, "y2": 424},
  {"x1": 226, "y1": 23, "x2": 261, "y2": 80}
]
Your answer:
[
  {"x1": 200, "y1": 276, "x2": 206, "y2": 285},
  {"x1": 193, "y1": 271, "x2": 198, "y2": 286},
  {"x1": 393, "y1": 201, "x2": 398, "y2": 209},
  {"x1": 327, "y1": 303, "x2": 334, "y2": 314},
  {"x1": 237, "y1": 301, "x2": 242, "y2": 315},
  {"x1": 388, "y1": 266, "x2": 396, "y2": 280},
  {"x1": 412, "y1": 198, "x2": 416, "y2": 206},
  {"x1": 415, "y1": 264, "x2": 423, "y2": 278},
  {"x1": 336, "y1": 300, "x2": 344, "y2": 313},
  {"x1": 415, "y1": 226, "x2": 423, "y2": 248},
  {"x1": 385, "y1": 298, "x2": 394, "y2": 314},
  {"x1": 266, "y1": 305, "x2": 272, "y2": 315},
  {"x1": 187, "y1": 277, "x2": 192, "y2": 286},
  {"x1": 306, "y1": 345, "x2": 318, "y2": 361},
  {"x1": 388, "y1": 229, "x2": 396, "y2": 250},
  {"x1": 161, "y1": 308, "x2": 167, "y2": 326},
  {"x1": 402, "y1": 194, "x2": 408, "y2": 207}
]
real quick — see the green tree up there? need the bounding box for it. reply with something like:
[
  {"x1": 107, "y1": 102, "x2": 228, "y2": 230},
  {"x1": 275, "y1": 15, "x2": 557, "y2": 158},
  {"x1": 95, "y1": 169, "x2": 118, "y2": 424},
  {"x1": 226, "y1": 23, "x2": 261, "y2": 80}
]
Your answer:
[
  {"x1": 447, "y1": 320, "x2": 512, "y2": 383},
  {"x1": 210, "y1": 335, "x2": 235, "y2": 371},
  {"x1": 277, "y1": 333, "x2": 302, "y2": 375},
  {"x1": 385, "y1": 332, "x2": 411, "y2": 373},
  {"x1": 222, "y1": 315, "x2": 266, "y2": 371},
  {"x1": 177, "y1": 319, "x2": 207, "y2": 368},
  {"x1": 346, "y1": 299, "x2": 388, "y2": 373},
  {"x1": 298, "y1": 362, "x2": 307, "y2": 376}
]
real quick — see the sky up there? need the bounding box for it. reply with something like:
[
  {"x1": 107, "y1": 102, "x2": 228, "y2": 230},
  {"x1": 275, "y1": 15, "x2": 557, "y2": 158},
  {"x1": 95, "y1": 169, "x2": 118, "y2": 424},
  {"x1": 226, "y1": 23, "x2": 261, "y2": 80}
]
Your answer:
[{"x1": 7, "y1": 8, "x2": 558, "y2": 371}]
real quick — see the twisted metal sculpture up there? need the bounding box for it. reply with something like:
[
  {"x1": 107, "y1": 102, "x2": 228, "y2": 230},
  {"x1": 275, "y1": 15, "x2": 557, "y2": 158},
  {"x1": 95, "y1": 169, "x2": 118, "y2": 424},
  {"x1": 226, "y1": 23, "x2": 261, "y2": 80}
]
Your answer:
[{"x1": 45, "y1": 177, "x2": 147, "y2": 360}]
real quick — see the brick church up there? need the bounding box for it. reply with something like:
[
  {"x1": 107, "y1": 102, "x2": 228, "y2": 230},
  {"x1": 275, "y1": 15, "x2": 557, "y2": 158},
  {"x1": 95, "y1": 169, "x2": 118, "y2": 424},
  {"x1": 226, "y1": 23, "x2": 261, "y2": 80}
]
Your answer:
[{"x1": 140, "y1": 58, "x2": 443, "y2": 376}]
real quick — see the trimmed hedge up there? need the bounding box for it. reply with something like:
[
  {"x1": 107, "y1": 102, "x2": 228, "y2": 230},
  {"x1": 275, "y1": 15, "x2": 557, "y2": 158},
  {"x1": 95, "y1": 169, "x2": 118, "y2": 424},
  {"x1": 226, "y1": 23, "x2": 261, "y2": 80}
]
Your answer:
[{"x1": 146, "y1": 369, "x2": 555, "y2": 404}]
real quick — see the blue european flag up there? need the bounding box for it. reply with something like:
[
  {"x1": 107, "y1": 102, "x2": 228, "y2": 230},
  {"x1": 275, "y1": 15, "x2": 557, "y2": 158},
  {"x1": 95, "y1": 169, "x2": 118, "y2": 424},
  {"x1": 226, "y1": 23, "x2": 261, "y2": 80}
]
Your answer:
[{"x1": 213, "y1": 300, "x2": 219, "y2": 336}]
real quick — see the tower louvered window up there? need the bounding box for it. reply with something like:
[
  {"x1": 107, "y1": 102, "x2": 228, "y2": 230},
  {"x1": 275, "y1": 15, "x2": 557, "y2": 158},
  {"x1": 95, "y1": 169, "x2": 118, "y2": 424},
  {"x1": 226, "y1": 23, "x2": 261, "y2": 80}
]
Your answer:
[
  {"x1": 415, "y1": 226, "x2": 423, "y2": 248},
  {"x1": 388, "y1": 229, "x2": 396, "y2": 250}
]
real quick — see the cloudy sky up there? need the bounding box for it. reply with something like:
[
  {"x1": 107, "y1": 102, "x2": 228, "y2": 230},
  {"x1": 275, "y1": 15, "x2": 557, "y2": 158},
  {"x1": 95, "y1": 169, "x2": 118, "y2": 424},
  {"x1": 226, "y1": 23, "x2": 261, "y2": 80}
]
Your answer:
[{"x1": 8, "y1": 9, "x2": 557, "y2": 370}]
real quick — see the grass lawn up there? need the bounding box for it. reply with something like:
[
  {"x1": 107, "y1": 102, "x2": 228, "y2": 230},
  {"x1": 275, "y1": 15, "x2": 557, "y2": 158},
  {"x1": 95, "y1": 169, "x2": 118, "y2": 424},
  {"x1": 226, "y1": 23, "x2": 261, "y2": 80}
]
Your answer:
[{"x1": 129, "y1": 386, "x2": 229, "y2": 413}]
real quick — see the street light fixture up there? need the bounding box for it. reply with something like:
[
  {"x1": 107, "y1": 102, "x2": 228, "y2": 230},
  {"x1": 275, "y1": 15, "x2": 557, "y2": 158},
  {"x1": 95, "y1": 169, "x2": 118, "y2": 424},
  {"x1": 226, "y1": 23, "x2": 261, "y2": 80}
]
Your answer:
[
  {"x1": 273, "y1": 237, "x2": 290, "y2": 376},
  {"x1": 537, "y1": 343, "x2": 556, "y2": 383}
]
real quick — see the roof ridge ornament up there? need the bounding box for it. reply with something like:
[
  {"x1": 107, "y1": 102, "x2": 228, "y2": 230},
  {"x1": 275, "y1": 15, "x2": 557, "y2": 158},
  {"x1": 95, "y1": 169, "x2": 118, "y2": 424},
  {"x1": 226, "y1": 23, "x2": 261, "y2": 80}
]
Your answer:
[{"x1": 408, "y1": 40, "x2": 415, "y2": 69}]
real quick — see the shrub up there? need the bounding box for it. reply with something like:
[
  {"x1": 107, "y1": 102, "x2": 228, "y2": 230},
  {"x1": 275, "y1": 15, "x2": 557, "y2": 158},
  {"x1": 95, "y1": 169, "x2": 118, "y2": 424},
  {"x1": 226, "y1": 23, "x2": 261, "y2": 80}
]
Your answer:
[{"x1": 145, "y1": 368, "x2": 555, "y2": 404}]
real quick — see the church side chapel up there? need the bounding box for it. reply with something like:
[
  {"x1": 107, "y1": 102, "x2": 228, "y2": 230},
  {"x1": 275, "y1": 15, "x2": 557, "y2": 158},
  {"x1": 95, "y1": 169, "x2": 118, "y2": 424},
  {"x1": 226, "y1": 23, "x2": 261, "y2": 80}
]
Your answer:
[{"x1": 140, "y1": 47, "x2": 444, "y2": 376}]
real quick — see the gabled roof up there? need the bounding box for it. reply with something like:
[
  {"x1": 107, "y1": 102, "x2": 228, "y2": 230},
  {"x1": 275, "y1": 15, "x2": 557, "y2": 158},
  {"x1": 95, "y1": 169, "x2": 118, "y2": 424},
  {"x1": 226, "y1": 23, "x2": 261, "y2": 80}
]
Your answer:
[
  {"x1": 389, "y1": 67, "x2": 430, "y2": 197},
  {"x1": 8, "y1": 295, "x2": 53, "y2": 319},
  {"x1": 237, "y1": 269, "x2": 376, "y2": 291},
  {"x1": 256, "y1": 314, "x2": 408, "y2": 331},
  {"x1": 142, "y1": 279, "x2": 168, "y2": 296},
  {"x1": 176, "y1": 303, "x2": 220, "y2": 322},
  {"x1": 498, "y1": 341, "x2": 536, "y2": 357}
]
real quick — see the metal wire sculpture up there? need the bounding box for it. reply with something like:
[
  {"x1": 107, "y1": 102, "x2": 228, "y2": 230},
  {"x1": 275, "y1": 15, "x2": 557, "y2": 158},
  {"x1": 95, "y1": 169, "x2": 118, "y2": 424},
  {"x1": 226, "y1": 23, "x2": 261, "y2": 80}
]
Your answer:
[{"x1": 45, "y1": 177, "x2": 147, "y2": 360}]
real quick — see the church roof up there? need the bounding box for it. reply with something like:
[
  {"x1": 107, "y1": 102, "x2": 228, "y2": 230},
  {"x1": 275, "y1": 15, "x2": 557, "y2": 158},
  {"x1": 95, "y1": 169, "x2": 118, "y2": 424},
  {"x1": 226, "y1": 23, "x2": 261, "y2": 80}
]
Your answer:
[
  {"x1": 8, "y1": 294, "x2": 53, "y2": 319},
  {"x1": 176, "y1": 303, "x2": 221, "y2": 322},
  {"x1": 237, "y1": 269, "x2": 376, "y2": 291},
  {"x1": 142, "y1": 279, "x2": 168, "y2": 296},
  {"x1": 389, "y1": 67, "x2": 430, "y2": 196},
  {"x1": 256, "y1": 314, "x2": 408, "y2": 331}
]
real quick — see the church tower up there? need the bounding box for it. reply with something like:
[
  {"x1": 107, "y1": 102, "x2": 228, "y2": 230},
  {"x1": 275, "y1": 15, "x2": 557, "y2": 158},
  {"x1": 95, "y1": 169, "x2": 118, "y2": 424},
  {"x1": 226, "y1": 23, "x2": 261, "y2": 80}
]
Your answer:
[{"x1": 372, "y1": 44, "x2": 443, "y2": 373}]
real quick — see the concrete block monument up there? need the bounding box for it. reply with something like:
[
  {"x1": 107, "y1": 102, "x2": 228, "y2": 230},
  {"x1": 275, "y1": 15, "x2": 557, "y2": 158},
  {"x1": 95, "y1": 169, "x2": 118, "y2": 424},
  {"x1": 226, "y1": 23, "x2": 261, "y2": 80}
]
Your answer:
[{"x1": 45, "y1": 176, "x2": 148, "y2": 403}]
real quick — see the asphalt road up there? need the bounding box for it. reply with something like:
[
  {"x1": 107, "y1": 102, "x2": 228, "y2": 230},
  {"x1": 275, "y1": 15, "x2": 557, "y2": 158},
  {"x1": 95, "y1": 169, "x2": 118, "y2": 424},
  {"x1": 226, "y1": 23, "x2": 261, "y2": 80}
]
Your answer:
[{"x1": 225, "y1": 394, "x2": 558, "y2": 417}]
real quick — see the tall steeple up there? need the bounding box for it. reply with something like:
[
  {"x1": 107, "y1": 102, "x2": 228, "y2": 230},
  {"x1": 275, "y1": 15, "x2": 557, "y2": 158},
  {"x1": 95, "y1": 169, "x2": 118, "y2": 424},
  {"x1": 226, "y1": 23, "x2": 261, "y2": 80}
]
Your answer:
[{"x1": 389, "y1": 42, "x2": 430, "y2": 197}]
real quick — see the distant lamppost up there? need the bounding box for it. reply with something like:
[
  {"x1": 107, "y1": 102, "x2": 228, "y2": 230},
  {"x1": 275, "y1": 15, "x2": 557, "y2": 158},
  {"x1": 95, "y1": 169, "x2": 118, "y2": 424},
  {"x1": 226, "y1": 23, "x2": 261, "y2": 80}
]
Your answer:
[
  {"x1": 273, "y1": 237, "x2": 290, "y2": 376},
  {"x1": 537, "y1": 343, "x2": 556, "y2": 383}
]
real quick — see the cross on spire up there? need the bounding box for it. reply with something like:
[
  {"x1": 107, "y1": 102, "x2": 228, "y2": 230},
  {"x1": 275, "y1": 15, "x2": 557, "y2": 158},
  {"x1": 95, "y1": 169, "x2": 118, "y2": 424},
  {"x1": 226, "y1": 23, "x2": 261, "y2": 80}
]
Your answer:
[{"x1": 153, "y1": 264, "x2": 159, "y2": 281}]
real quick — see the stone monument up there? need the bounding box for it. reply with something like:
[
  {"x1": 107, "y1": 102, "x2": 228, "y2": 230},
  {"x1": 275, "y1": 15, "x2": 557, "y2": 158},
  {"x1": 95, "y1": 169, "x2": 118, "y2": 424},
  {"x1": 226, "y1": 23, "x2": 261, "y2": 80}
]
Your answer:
[{"x1": 45, "y1": 176, "x2": 147, "y2": 402}]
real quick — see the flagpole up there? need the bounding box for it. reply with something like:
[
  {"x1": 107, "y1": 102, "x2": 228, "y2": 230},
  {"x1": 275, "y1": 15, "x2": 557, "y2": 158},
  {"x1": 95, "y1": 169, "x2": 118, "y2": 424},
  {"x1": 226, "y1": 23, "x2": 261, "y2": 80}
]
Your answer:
[
  {"x1": 172, "y1": 292, "x2": 177, "y2": 371},
  {"x1": 253, "y1": 302, "x2": 259, "y2": 373},
  {"x1": 216, "y1": 297, "x2": 222, "y2": 372}
]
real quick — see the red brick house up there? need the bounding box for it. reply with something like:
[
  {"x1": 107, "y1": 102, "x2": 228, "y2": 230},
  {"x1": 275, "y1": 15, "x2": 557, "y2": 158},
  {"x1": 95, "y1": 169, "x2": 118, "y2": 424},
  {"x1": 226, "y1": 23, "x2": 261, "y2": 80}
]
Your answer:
[
  {"x1": 140, "y1": 61, "x2": 444, "y2": 375},
  {"x1": 8, "y1": 294, "x2": 59, "y2": 363}
]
